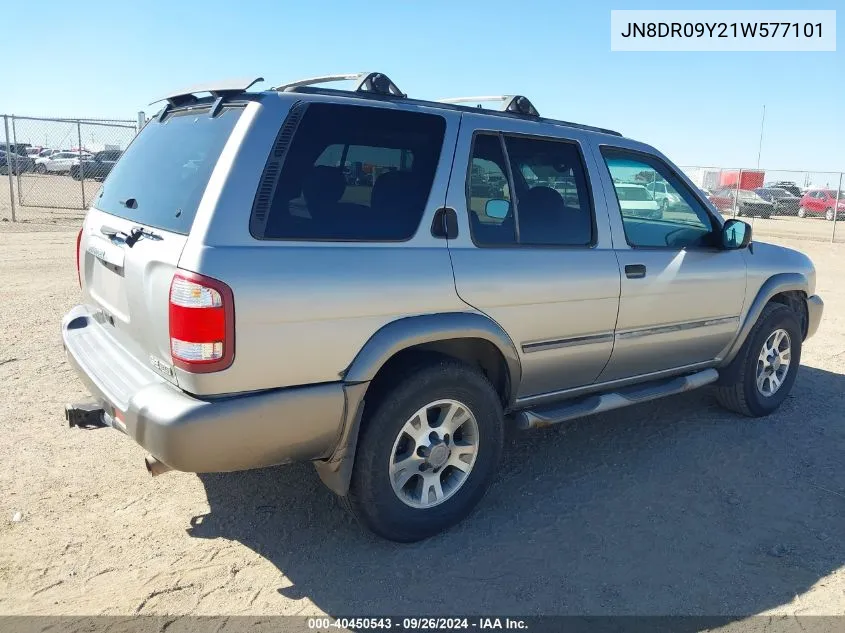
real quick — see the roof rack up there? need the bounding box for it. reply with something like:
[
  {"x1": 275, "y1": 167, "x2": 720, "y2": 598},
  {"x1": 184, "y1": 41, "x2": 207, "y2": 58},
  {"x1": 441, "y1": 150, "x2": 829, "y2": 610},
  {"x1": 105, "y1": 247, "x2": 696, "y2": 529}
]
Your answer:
[
  {"x1": 438, "y1": 95, "x2": 540, "y2": 117},
  {"x1": 273, "y1": 72, "x2": 406, "y2": 97}
]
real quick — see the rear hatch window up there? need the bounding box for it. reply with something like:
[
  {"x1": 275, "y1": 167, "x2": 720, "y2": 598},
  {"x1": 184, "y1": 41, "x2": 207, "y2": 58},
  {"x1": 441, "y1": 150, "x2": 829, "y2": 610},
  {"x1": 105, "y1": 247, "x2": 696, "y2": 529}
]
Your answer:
[{"x1": 94, "y1": 106, "x2": 243, "y2": 235}]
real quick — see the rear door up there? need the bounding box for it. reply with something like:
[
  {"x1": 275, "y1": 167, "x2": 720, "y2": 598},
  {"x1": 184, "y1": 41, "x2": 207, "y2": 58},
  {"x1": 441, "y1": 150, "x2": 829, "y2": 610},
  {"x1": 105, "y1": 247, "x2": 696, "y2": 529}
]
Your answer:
[
  {"x1": 444, "y1": 113, "x2": 621, "y2": 399},
  {"x1": 79, "y1": 104, "x2": 246, "y2": 385}
]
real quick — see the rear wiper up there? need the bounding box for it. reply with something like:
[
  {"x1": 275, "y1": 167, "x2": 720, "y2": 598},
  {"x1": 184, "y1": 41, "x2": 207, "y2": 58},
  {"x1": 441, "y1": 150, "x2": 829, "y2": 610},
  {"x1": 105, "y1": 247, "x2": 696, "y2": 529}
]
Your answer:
[
  {"x1": 125, "y1": 226, "x2": 162, "y2": 247},
  {"x1": 100, "y1": 224, "x2": 161, "y2": 247}
]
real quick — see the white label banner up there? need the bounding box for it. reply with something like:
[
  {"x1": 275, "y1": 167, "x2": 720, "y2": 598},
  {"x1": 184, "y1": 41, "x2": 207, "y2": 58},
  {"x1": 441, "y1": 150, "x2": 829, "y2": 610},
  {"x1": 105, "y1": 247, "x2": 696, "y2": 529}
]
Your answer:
[{"x1": 611, "y1": 10, "x2": 836, "y2": 51}]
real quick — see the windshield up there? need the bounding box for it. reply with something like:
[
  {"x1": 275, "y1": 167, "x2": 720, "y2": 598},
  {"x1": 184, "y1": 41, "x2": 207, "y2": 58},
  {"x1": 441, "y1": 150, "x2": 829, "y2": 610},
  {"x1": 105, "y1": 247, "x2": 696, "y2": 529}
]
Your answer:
[
  {"x1": 95, "y1": 106, "x2": 242, "y2": 235},
  {"x1": 615, "y1": 185, "x2": 653, "y2": 201},
  {"x1": 767, "y1": 188, "x2": 791, "y2": 198}
]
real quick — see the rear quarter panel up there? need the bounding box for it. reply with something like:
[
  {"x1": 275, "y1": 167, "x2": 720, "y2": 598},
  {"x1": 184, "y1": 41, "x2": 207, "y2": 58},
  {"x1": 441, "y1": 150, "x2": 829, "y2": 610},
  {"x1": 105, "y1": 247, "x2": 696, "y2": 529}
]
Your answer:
[{"x1": 177, "y1": 94, "x2": 467, "y2": 395}]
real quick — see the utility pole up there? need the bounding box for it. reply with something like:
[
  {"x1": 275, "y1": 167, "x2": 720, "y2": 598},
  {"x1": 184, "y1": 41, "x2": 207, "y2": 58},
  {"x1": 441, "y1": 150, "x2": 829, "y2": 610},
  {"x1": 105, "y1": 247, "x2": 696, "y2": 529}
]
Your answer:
[{"x1": 756, "y1": 105, "x2": 766, "y2": 169}]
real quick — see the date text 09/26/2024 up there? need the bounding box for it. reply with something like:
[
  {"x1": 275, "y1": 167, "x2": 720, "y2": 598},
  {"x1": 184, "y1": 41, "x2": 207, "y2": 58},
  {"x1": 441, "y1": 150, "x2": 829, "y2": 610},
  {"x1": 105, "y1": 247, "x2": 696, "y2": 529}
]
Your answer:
[{"x1": 307, "y1": 618, "x2": 528, "y2": 630}]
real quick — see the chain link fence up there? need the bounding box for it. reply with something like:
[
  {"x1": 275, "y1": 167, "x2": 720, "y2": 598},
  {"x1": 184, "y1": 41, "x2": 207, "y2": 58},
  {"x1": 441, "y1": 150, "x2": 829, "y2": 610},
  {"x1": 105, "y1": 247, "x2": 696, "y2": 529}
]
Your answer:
[
  {"x1": 681, "y1": 166, "x2": 845, "y2": 243},
  {"x1": 1, "y1": 113, "x2": 142, "y2": 226},
  {"x1": 2, "y1": 114, "x2": 843, "y2": 244}
]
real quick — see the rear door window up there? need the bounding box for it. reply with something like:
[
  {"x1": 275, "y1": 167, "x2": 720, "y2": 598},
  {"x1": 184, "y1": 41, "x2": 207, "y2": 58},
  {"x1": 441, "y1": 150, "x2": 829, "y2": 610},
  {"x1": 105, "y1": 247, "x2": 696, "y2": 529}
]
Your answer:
[
  {"x1": 466, "y1": 133, "x2": 595, "y2": 247},
  {"x1": 252, "y1": 103, "x2": 446, "y2": 241},
  {"x1": 94, "y1": 106, "x2": 243, "y2": 235}
]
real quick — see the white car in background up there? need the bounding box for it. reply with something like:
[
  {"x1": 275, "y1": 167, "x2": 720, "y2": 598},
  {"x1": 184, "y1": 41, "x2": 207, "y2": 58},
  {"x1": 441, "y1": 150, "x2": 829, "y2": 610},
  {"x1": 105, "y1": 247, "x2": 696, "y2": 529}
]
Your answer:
[
  {"x1": 35, "y1": 151, "x2": 91, "y2": 174},
  {"x1": 614, "y1": 183, "x2": 662, "y2": 219},
  {"x1": 645, "y1": 180, "x2": 683, "y2": 213}
]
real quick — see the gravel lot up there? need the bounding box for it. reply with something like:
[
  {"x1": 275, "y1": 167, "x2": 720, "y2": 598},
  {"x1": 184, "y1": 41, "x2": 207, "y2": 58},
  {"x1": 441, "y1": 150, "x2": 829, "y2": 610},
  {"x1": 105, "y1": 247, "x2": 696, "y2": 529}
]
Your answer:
[{"x1": 0, "y1": 224, "x2": 843, "y2": 619}]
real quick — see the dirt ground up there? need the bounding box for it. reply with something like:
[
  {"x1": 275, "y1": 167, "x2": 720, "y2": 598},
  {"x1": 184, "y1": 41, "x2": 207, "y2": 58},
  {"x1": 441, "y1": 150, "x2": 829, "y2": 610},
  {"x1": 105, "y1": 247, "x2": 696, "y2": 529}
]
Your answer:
[{"x1": 0, "y1": 223, "x2": 843, "y2": 619}]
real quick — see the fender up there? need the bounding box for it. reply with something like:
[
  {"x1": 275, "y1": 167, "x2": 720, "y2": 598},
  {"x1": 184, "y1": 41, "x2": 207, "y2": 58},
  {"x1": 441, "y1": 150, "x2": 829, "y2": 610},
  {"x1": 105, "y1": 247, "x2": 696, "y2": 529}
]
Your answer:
[
  {"x1": 314, "y1": 311, "x2": 522, "y2": 496},
  {"x1": 718, "y1": 272, "x2": 809, "y2": 368},
  {"x1": 343, "y1": 311, "x2": 522, "y2": 402}
]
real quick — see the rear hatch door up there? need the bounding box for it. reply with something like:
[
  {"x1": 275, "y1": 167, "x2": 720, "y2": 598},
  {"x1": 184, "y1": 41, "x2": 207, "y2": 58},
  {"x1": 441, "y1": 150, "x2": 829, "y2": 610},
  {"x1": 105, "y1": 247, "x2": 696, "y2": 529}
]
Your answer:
[{"x1": 79, "y1": 105, "x2": 244, "y2": 385}]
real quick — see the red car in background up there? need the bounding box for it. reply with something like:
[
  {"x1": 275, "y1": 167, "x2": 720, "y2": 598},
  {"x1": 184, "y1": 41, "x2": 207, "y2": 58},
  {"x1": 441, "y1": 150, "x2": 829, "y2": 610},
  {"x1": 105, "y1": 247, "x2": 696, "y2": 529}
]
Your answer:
[{"x1": 798, "y1": 190, "x2": 845, "y2": 221}]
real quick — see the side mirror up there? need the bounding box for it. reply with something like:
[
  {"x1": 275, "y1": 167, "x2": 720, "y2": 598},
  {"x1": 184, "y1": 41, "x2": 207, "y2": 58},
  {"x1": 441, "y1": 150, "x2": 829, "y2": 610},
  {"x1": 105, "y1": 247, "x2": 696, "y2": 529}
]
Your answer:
[
  {"x1": 485, "y1": 198, "x2": 510, "y2": 220},
  {"x1": 721, "y1": 218, "x2": 752, "y2": 249}
]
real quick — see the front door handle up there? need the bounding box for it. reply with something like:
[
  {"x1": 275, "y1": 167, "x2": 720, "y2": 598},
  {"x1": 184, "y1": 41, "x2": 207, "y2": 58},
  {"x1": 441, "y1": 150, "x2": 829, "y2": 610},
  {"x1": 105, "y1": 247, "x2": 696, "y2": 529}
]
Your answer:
[{"x1": 625, "y1": 264, "x2": 647, "y2": 279}]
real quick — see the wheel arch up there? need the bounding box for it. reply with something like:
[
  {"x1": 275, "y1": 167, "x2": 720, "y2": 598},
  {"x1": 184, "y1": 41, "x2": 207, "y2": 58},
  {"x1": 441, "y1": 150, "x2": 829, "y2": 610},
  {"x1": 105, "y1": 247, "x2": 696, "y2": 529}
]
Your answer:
[
  {"x1": 343, "y1": 312, "x2": 522, "y2": 406},
  {"x1": 719, "y1": 272, "x2": 809, "y2": 368},
  {"x1": 314, "y1": 312, "x2": 522, "y2": 496}
]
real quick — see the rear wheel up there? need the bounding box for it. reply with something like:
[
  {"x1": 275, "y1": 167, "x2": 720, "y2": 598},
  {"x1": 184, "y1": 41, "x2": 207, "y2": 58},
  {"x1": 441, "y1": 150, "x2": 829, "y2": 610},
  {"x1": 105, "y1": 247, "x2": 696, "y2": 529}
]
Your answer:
[
  {"x1": 825, "y1": 208, "x2": 834, "y2": 221},
  {"x1": 36, "y1": 164, "x2": 47, "y2": 174},
  {"x1": 716, "y1": 302, "x2": 802, "y2": 417},
  {"x1": 345, "y1": 358, "x2": 504, "y2": 542},
  {"x1": 797, "y1": 206, "x2": 807, "y2": 218}
]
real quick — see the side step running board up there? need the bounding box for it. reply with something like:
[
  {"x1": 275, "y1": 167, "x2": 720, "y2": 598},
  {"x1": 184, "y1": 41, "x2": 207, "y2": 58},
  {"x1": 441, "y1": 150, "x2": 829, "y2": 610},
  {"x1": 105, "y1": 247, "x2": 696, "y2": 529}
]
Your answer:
[{"x1": 515, "y1": 368, "x2": 719, "y2": 430}]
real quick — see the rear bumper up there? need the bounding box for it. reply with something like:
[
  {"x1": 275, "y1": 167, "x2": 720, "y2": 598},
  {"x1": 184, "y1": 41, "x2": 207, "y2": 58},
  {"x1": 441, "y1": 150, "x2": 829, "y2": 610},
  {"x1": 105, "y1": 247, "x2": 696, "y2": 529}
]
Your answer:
[
  {"x1": 806, "y1": 294, "x2": 824, "y2": 340},
  {"x1": 61, "y1": 305, "x2": 348, "y2": 473}
]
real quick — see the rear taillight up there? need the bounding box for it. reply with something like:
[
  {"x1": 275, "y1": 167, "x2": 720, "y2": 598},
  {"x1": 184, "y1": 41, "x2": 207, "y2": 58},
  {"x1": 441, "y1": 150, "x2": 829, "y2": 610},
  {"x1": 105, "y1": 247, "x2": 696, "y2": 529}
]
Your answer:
[
  {"x1": 169, "y1": 271, "x2": 235, "y2": 373},
  {"x1": 75, "y1": 228, "x2": 83, "y2": 287}
]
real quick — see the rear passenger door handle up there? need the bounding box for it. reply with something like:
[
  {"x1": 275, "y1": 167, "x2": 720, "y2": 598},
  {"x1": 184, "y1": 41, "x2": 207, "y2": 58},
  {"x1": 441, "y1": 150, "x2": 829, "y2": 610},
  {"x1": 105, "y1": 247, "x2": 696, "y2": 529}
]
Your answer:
[{"x1": 625, "y1": 264, "x2": 646, "y2": 279}]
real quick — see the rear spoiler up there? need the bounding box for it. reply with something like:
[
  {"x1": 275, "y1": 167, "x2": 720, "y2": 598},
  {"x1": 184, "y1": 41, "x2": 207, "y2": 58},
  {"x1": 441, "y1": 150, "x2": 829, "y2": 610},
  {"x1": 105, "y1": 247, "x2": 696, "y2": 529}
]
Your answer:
[{"x1": 150, "y1": 77, "x2": 264, "y2": 119}]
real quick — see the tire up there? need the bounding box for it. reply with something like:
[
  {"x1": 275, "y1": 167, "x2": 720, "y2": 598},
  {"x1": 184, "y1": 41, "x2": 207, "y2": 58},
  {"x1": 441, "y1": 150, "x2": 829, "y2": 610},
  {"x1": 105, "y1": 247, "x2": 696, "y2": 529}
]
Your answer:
[
  {"x1": 797, "y1": 206, "x2": 807, "y2": 218},
  {"x1": 716, "y1": 302, "x2": 802, "y2": 417},
  {"x1": 825, "y1": 208, "x2": 834, "y2": 221},
  {"x1": 71, "y1": 169, "x2": 81, "y2": 181},
  {"x1": 36, "y1": 164, "x2": 46, "y2": 174},
  {"x1": 346, "y1": 358, "x2": 504, "y2": 542}
]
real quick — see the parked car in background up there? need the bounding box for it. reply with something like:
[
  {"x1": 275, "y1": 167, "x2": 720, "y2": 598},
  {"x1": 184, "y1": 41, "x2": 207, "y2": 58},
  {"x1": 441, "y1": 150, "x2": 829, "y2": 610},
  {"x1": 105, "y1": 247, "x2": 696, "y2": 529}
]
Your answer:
[
  {"x1": 70, "y1": 150, "x2": 123, "y2": 181},
  {"x1": 765, "y1": 181, "x2": 802, "y2": 198},
  {"x1": 798, "y1": 189, "x2": 845, "y2": 221},
  {"x1": 0, "y1": 149, "x2": 36, "y2": 174},
  {"x1": 644, "y1": 180, "x2": 683, "y2": 212},
  {"x1": 613, "y1": 183, "x2": 662, "y2": 219},
  {"x1": 35, "y1": 151, "x2": 92, "y2": 174},
  {"x1": 754, "y1": 187, "x2": 801, "y2": 216},
  {"x1": 709, "y1": 187, "x2": 774, "y2": 218}
]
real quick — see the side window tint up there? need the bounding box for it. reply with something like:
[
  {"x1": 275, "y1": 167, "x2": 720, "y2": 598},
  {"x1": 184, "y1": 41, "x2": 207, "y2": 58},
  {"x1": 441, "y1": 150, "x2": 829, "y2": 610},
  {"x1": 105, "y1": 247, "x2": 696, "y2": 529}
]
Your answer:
[
  {"x1": 467, "y1": 134, "x2": 515, "y2": 245},
  {"x1": 602, "y1": 149, "x2": 716, "y2": 248},
  {"x1": 504, "y1": 135, "x2": 593, "y2": 246},
  {"x1": 256, "y1": 104, "x2": 445, "y2": 241}
]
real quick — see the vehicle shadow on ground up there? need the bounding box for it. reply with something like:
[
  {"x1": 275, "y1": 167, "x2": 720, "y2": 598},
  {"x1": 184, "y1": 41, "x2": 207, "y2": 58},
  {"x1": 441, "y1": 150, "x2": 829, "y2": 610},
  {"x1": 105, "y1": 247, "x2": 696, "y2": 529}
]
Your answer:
[{"x1": 190, "y1": 365, "x2": 845, "y2": 618}]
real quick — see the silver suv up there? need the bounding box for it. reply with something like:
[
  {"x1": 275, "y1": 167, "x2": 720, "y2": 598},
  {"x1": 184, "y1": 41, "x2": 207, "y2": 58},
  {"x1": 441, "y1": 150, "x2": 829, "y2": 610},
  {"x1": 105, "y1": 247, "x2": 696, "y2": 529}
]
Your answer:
[{"x1": 62, "y1": 72, "x2": 824, "y2": 542}]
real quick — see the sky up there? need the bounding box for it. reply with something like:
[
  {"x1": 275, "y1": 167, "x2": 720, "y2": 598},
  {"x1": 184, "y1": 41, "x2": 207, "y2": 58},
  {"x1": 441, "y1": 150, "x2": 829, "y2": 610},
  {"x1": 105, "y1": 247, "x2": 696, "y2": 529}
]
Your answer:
[{"x1": 2, "y1": 0, "x2": 842, "y2": 172}]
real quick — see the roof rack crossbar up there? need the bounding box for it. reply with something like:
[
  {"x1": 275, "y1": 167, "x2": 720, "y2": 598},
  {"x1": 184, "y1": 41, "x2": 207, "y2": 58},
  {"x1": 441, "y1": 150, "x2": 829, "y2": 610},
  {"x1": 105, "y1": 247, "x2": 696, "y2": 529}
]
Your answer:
[
  {"x1": 438, "y1": 95, "x2": 540, "y2": 117},
  {"x1": 273, "y1": 72, "x2": 406, "y2": 98}
]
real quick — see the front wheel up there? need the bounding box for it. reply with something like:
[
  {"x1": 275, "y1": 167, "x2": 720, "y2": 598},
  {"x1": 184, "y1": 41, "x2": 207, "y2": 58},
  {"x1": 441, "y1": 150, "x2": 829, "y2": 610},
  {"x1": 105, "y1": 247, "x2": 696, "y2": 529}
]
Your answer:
[
  {"x1": 797, "y1": 206, "x2": 807, "y2": 218},
  {"x1": 346, "y1": 358, "x2": 504, "y2": 542},
  {"x1": 716, "y1": 302, "x2": 802, "y2": 417},
  {"x1": 825, "y1": 208, "x2": 834, "y2": 221}
]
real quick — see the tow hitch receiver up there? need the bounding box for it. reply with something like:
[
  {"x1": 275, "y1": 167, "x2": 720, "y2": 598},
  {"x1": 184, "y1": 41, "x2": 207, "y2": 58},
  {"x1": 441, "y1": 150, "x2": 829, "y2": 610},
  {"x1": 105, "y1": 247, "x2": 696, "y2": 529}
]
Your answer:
[{"x1": 65, "y1": 402, "x2": 106, "y2": 428}]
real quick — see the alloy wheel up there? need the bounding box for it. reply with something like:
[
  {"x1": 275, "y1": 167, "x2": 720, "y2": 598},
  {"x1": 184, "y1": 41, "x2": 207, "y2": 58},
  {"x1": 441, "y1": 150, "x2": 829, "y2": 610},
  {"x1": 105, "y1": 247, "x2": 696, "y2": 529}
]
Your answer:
[
  {"x1": 388, "y1": 399, "x2": 479, "y2": 509},
  {"x1": 756, "y1": 329, "x2": 792, "y2": 397}
]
